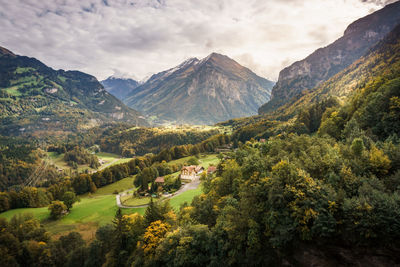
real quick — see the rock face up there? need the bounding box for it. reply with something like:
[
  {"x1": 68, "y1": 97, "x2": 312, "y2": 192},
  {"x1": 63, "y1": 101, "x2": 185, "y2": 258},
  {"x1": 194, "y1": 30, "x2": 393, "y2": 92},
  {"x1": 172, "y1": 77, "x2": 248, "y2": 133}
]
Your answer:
[
  {"x1": 101, "y1": 77, "x2": 140, "y2": 100},
  {"x1": 258, "y1": 1, "x2": 400, "y2": 114},
  {"x1": 125, "y1": 53, "x2": 274, "y2": 124}
]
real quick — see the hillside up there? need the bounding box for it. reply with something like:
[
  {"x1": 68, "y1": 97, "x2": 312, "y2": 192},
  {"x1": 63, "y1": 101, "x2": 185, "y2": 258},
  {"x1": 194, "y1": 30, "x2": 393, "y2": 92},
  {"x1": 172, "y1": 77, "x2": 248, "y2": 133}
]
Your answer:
[
  {"x1": 220, "y1": 21, "x2": 400, "y2": 145},
  {"x1": 101, "y1": 76, "x2": 140, "y2": 100},
  {"x1": 268, "y1": 22, "x2": 400, "y2": 124},
  {"x1": 258, "y1": 1, "x2": 400, "y2": 114},
  {"x1": 124, "y1": 53, "x2": 274, "y2": 125},
  {"x1": 0, "y1": 47, "x2": 148, "y2": 135}
]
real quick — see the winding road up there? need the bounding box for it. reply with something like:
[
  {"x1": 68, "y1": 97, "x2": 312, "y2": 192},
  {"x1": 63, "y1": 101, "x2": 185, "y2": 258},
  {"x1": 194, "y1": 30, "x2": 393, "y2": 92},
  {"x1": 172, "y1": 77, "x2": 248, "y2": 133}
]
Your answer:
[{"x1": 116, "y1": 174, "x2": 201, "y2": 209}]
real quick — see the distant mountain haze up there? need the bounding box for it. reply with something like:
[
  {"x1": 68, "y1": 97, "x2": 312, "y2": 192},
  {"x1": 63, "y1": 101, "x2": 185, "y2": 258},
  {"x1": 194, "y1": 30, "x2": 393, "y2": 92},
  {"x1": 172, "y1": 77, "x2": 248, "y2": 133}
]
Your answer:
[
  {"x1": 0, "y1": 46, "x2": 148, "y2": 135},
  {"x1": 258, "y1": 1, "x2": 400, "y2": 114},
  {"x1": 101, "y1": 76, "x2": 140, "y2": 100},
  {"x1": 123, "y1": 52, "x2": 274, "y2": 125}
]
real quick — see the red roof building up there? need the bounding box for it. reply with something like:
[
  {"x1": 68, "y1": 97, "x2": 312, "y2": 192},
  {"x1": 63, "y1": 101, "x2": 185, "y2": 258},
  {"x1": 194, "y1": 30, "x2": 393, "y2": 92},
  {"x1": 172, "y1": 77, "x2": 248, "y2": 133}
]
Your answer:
[
  {"x1": 207, "y1": 166, "x2": 217, "y2": 174},
  {"x1": 155, "y1": 176, "x2": 165, "y2": 183}
]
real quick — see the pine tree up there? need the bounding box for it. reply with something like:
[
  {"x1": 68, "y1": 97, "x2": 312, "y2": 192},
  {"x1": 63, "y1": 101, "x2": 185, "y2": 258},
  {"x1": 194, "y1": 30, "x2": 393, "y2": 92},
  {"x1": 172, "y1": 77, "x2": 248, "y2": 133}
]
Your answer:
[{"x1": 144, "y1": 198, "x2": 163, "y2": 226}]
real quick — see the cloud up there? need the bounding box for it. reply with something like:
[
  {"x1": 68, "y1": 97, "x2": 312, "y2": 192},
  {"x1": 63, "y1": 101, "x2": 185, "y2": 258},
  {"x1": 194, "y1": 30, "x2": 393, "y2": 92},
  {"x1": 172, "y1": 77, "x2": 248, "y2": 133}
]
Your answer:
[{"x1": 0, "y1": 0, "x2": 390, "y2": 81}]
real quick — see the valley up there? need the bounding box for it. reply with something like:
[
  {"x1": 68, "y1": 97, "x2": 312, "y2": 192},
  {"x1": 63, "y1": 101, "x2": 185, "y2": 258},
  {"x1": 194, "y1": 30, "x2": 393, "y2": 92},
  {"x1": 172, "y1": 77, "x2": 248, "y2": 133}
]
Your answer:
[
  {"x1": 0, "y1": 1, "x2": 400, "y2": 266},
  {"x1": 47, "y1": 151, "x2": 131, "y2": 173},
  {"x1": 0, "y1": 154, "x2": 219, "y2": 241}
]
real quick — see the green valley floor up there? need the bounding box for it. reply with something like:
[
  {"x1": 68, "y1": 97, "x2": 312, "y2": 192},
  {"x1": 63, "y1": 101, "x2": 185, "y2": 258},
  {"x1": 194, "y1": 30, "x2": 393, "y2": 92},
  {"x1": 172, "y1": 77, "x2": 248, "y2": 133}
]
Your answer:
[{"x1": 0, "y1": 154, "x2": 218, "y2": 240}]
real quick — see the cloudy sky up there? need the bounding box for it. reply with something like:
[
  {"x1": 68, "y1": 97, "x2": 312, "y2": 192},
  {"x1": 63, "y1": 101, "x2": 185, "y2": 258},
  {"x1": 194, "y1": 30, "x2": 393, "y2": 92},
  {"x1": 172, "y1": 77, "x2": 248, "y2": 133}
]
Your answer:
[{"x1": 0, "y1": 0, "x2": 396, "y2": 81}]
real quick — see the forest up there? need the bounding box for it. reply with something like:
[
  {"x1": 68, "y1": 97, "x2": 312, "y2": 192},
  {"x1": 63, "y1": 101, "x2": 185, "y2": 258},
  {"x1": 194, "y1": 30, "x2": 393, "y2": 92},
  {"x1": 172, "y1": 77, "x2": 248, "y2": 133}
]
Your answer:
[{"x1": 2, "y1": 129, "x2": 399, "y2": 266}]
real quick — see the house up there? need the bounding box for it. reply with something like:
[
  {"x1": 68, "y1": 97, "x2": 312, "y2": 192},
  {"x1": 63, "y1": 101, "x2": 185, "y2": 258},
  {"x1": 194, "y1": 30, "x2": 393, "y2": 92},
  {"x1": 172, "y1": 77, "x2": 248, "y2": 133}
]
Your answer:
[
  {"x1": 155, "y1": 176, "x2": 165, "y2": 184},
  {"x1": 195, "y1": 165, "x2": 204, "y2": 174},
  {"x1": 181, "y1": 165, "x2": 204, "y2": 180},
  {"x1": 207, "y1": 166, "x2": 217, "y2": 174}
]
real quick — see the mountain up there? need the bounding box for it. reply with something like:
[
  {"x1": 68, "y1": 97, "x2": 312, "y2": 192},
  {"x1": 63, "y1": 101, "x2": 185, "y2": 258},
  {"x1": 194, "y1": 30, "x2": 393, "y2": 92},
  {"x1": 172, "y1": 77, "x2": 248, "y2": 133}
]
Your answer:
[
  {"x1": 269, "y1": 21, "x2": 400, "y2": 123},
  {"x1": 0, "y1": 46, "x2": 148, "y2": 135},
  {"x1": 124, "y1": 53, "x2": 274, "y2": 125},
  {"x1": 258, "y1": 1, "x2": 400, "y2": 114},
  {"x1": 101, "y1": 76, "x2": 140, "y2": 100},
  {"x1": 225, "y1": 21, "x2": 400, "y2": 143}
]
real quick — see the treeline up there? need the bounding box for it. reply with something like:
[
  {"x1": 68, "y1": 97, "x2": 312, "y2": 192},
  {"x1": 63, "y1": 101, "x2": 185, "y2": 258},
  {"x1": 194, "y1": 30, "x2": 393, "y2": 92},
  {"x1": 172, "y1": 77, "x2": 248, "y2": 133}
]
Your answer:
[
  {"x1": 0, "y1": 133, "x2": 230, "y2": 212},
  {"x1": 97, "y1": 127, "x2": 220, "y2": 157},
  {"x1": 40, "y1": 124, "x2": 220, "y2": 158}
]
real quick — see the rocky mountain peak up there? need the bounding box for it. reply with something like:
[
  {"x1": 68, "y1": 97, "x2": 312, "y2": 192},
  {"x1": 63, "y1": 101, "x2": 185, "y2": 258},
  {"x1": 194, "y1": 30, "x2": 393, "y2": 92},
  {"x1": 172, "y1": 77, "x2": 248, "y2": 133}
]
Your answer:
[
  {"x1": 258, "y1": 1, "x2": 400, "y2": 114},
  {"x1": 124, "y1": 53, "x2": 274, "y2": 124}
]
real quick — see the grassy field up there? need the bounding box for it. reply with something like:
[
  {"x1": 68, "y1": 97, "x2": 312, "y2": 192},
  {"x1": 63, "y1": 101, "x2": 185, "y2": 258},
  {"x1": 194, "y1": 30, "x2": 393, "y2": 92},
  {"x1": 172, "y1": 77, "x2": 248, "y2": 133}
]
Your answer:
[
  {"x1": 47, "y1": 151, "x2": 95, "y2": 172},
  {"x1": 121, "y1": 195, "x2": 151, "y2": 206},
  {"x1": 198, "y1": 154, "x2": 220, "y2": 168},
  {"x1": 0, "y1": 176, "x2": 144, "y2": 241},
  {"x1": 47, "y1": 151, "x2": 132, "y2": 172},
  {"x1": 169, "y1": 186, "x2": 203, "y2": 210},
  {"x1": 168, "y1": 153, "x2": 219, "y2": 167},
  {"x1": 89, "y1": 176, "x2": 135, "y2": 196},
  {"x1": 0, "y1": 154, "x2": 218, "y2": 240},
  {"x1": 156, "y1": 124, "x2": 232, "y2": 135}
]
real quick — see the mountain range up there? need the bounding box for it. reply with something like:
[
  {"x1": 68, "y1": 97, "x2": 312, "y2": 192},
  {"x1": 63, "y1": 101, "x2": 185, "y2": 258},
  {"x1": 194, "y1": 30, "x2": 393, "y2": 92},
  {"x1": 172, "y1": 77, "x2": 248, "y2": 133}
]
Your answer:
[
  {"x1": 258, "y1": 0, "x2": 400, "y2": 114},
  {"x1": 104, "y1": 53, "x2": 274, "y2": 125},
  {"x1": 101, "y1": 76, "x2": 140, "y2": 100},
  {"x1": 1, "y1": 1, "x2": 399, "y2": 132},
  {"x1": 0, "y1": 47, "x2": 147, "y2": 135}
]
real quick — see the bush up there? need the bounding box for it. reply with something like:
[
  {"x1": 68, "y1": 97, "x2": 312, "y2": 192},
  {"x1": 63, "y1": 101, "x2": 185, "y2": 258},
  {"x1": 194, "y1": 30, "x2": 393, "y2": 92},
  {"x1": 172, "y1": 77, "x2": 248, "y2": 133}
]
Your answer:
[{"x1": 48, "y1": 201, "x2": 67, "y2": 220}]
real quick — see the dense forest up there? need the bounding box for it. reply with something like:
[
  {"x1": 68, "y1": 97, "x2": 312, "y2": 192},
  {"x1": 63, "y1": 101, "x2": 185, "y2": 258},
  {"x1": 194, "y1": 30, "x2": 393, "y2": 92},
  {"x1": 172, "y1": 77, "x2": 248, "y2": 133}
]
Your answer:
[{"x1": 2, "y1": 129, "x2": 399, "y2": 266}]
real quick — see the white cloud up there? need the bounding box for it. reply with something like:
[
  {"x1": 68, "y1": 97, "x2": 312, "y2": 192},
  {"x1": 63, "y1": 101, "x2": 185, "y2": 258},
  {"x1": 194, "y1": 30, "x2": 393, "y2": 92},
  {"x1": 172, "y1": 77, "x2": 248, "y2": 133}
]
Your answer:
[{"x1": 0, "y1": 0, "x2": 392, "y2": 80}]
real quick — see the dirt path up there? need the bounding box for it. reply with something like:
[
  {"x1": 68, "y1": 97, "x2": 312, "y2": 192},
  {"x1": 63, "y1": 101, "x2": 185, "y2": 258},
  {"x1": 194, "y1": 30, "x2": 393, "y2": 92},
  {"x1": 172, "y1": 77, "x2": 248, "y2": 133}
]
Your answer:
[
  {"x1": 116, "y1": 175, "x2": 201, "y2": 209},
  {"x1": 99, "y1": 158, "x2": 120, "y2": 171}
]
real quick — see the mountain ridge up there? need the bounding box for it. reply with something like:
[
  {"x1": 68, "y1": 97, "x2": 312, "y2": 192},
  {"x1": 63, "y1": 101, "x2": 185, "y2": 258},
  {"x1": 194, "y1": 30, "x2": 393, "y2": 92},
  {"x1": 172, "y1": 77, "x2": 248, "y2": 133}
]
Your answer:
[
  {"x1": 124, "y1": 52, "x2": 274, "y2": 124},
  {"x1": 269, "y1": 21, "x2": 400, "y2": 122},
  {"x1": 0, "y1": 46, "x2": 148, "y2": 135},
  {"x1": 258, "y1": 1, "x2": 400, "y2": 114}
]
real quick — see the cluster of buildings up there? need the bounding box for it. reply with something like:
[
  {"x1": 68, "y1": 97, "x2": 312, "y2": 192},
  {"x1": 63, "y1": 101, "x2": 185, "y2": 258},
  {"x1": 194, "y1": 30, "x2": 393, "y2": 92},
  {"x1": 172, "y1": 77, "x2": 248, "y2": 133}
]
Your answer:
[{"x1": 154, "y1": 165, "x2": 217, "y2": 186}]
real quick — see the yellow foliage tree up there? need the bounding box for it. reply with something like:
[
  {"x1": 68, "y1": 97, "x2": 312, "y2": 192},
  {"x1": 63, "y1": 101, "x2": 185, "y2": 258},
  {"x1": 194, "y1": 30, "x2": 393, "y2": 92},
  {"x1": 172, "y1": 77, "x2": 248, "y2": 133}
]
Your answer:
[
  {"x1": 140, "y1": 220, "x2": 171, "y2": 256},
  {"x1": 369, "y1": 146, "x2": 391, "y2": 176}
]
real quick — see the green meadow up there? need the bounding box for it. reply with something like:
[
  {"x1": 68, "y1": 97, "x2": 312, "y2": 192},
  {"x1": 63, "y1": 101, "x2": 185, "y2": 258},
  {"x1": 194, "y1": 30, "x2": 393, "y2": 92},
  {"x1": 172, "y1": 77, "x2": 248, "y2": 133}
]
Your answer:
[
  {"x1": 47, "y1": 151, "x2": 132, "y2": 172},
  {"x1": 0, "y1": 154, "x2": 218, "y2": 240}
]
